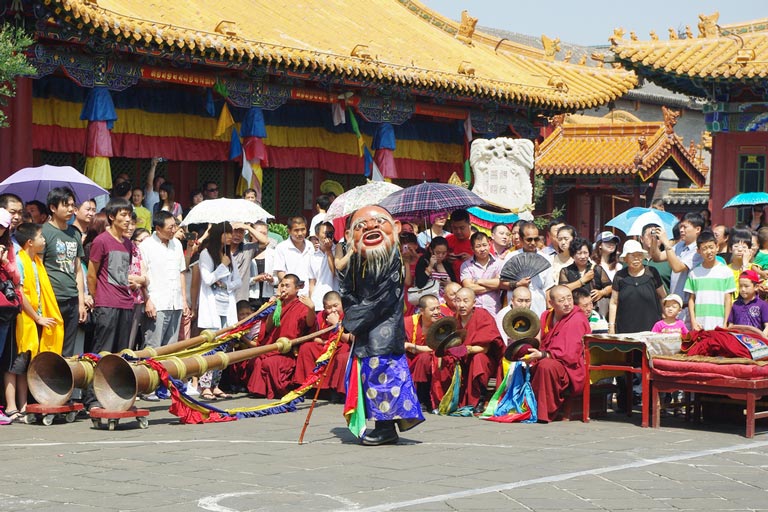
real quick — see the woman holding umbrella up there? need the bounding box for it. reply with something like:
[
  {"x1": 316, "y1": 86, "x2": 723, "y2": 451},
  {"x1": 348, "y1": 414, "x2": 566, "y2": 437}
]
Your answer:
[{"x1": 197, "y1": 222, "x2": 241, "y2": 400}]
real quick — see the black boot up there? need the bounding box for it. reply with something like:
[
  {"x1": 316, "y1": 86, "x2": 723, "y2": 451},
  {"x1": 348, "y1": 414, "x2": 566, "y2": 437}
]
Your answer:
[
  {"x1": 361, "y1": 420, "x2": 399, "y2": 446},
  {"x1": 416, "y1": 383, "x2": 432, "y2": 412}
]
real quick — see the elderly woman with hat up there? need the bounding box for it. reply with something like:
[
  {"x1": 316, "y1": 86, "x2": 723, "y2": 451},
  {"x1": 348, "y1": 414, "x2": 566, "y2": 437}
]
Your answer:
[{"x1": 608, "y1": 240, "x2": 666, "y2": 335}]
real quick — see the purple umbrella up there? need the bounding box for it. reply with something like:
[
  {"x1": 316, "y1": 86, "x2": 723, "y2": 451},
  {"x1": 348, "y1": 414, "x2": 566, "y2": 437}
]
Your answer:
[
  {"x1": 0, "y1": 165, "x2": 109, "y2": 204},
  {"x1": 378, "y1": 182, "x2": 487, "y2": 220}
]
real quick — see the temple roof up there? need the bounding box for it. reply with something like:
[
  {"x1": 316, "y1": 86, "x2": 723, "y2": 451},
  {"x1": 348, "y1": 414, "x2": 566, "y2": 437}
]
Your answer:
[
  {"x1": 50, "y1": 0, "x2": 637, "y2": 110},
  {"x1": 535, "y1": 112, "x2": 707, "y2": 187},
  {"x1": 610, "y1": 14, "x2": 768, "y2": 97}
]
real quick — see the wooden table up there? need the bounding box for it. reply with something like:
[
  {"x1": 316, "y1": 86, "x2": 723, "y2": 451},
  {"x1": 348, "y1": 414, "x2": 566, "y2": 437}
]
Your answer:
[{"x1": 582, "y1": 335, "x2": 651, "y2": 427}]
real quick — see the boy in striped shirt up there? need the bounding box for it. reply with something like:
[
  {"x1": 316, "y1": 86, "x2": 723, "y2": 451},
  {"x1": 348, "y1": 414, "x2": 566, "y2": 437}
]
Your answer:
[{"x1": 684, "y1": 231, "x2": 736, "y2": 331}]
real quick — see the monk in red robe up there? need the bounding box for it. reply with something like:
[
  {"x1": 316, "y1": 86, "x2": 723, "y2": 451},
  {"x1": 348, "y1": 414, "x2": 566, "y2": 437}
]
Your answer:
[
  {"x1": 432, "y1": 287, "x2": 504, "y2": 412},
  {"x1": 526, "y1": 285, "x2": 589, "y2": 422},
  {"x1": 293, "y1": 290, "x2": 350, "y2": 398},
  {"x1": 440, "y1": 282, "x2": 461, "y2": 317},
  {"x1": 247, "y1": 274, "x2": 316, "y2": 398},
  {"x1": 404, "y1": 294, "x2": 442, "y2": 406}
]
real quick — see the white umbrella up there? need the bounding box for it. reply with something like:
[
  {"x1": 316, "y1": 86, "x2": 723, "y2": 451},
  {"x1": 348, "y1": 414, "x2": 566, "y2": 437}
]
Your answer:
[
  {"x1": 180, "y1": 198, "x2": 273, "y2": 226},
  {"x1": 625, "y1": 210, "x2": 675, "y2": 238}
]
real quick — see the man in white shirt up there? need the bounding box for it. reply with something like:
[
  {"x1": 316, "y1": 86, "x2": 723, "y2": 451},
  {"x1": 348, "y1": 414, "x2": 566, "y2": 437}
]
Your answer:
[
  {"x1": 308, "y1": 194, "x2": 331, "y2": 236},
  {"x1": 140, "y1": 210, "x2": 189, "y2": 347},
  {"x1": 273, "y1": 216, "x2": 312, "y2": 296},
  {"x1": 503, "y1": 221, "x2": 555, "y2": 317},
  {"x1": 308, "y1": 222, "x2": 338, "y2": 311}
]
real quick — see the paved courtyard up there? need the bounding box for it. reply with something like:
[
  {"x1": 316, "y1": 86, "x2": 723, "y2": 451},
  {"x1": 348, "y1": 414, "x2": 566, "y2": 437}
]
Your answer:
[{"x1": 1, "y1": 396, "x2": 767, "y2": 511}]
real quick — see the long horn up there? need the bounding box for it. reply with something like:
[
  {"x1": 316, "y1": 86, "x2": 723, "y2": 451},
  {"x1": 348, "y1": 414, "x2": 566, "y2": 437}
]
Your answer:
[
  {"x1": 93, "y1": 325, "x2": 337, "y2": 411},
  {"x1": 122, "y1": 300, "x2": 274, "y2": 359},
  {"x1": 27, "y1": 352, "x2": 100, "y2": 406},
  {"x1": 26, "y1": 303, "x2": 273, "y2": 407}
]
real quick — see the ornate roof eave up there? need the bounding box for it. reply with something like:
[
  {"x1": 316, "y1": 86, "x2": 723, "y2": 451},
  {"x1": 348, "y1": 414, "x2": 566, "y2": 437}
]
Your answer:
[
  {"x1": 609, "y1": 14, "x2": 768, "y2": 98},
  {"x1": 41, "y1": 0, "x2": 637, "y2": 111}
]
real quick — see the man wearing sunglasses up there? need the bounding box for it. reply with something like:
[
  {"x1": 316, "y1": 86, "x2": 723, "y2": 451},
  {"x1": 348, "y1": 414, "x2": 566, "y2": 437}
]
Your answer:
[
  {"x1": 502, "y1": 221, "x2": 555, "y2": 317},
  {"x1": 203, "y1": 181, "x2": 220, "y2": 201}
]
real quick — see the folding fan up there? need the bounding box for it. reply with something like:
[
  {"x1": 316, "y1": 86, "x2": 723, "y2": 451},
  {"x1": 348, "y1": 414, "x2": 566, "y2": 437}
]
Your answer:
[{"x1": 500, "y1": 252, "x2": 552, "y2": 282}]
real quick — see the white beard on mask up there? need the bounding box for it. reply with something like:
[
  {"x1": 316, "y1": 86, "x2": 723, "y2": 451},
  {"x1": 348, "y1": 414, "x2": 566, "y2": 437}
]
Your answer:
[{"x1": 355, "y1": 236, "x2": 398, "y2": 279}]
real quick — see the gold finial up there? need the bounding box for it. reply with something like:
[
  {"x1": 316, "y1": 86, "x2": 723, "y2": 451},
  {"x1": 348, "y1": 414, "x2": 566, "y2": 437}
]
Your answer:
[
  {"x1": 702, "y1": 131, "x2": 712, "y2": 150},
  {"x1": 447, "y1": 172, "x2": 469, "y2": 188},
  {"x1": 541, "y1": 35, "x2": 561, "y2": 61},
  {"x1": 456, "y1": 10, "x2": 478, "y2": 46},
  {"x1": 609, "y1": 27, "x2": 625, "y2": 46},
  {"x1": 685, "y1": 25, "x2": 693, "y2": 39},
  {"x1": 630, "y1": 31, "x2": 638, "y2": 41},
  {"x1": 650, "y1": 30, "x2": 658, "y2": 41},
  {"x1": 563, "y1": 50, "x2": 572, "y2": 63},
  {"x1": 698, "y1": 12, "x2": 720, "y2": 38},
  {"x1": 578, "y1": 55, "x2": 587, "y2": 65},
  {"x1": 668, "y1": 28, "x2": 678, "y2": 40}
]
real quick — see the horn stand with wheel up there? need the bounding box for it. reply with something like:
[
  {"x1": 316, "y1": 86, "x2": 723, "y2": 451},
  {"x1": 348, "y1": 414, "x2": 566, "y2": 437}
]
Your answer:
[
  {"x1": 92, "y1": 325, "x2": 337, "y2": 412},
  {"x1": 26, "y1": 304, "x2": 271, "y2": 408}
]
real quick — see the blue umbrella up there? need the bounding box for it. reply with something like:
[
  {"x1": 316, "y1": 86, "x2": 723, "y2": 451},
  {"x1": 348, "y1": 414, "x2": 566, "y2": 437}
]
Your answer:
[
  {"x1": 606, "y1": 207, "x2": 679, "y2": 237},
  {"x1": 723, "y1": 192, "x2": 768, "y2": 208}
]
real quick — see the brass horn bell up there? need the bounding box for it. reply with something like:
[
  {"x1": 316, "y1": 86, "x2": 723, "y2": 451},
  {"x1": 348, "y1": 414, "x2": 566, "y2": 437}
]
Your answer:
[
  {"x1": 27, "y1": 352, "x2": 98, "y2": 406},
  {"x1": 425, "y1": 317, "x2": 466, "y2": 356}
]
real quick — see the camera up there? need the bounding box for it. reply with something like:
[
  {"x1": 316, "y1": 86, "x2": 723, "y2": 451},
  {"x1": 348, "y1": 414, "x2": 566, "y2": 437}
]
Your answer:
[{"x1": 0, "y1": 280, "x2": 17, "y2": 303}]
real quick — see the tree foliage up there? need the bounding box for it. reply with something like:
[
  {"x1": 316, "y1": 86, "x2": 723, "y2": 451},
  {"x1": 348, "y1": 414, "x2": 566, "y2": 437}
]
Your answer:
[{"x1": 0, "y1": 25, "x2": 35, "y2": 127}]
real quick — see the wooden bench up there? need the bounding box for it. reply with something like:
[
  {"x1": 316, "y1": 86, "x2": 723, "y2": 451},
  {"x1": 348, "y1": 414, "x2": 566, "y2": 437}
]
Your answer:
[{"x1": 650, "y1": 357, "x2": 768, "y2": 438}]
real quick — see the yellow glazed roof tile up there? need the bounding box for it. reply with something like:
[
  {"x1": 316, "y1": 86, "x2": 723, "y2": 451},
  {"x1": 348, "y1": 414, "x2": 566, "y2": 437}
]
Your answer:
[
  {"x1": 611, "y1": 16, "x2": 768, "y2": 81},
  {"x1": 535, "y1": 118, "x2": 706, "y2": 186},
  {"x1": 51, "y1": 0, "x2": 637, "y2": 110}
]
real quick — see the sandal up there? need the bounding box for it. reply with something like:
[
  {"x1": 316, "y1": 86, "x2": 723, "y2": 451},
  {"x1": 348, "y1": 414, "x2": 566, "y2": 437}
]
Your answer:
[
  {"x1": 6, "y1": 410, "x2": 24, "y2": 423},
  {"x1": 200, "y1": 390, "x2": 217, "y2": 401},
  {"x1": 212, "y1": 390, "x2": 232, "y2": 399}
]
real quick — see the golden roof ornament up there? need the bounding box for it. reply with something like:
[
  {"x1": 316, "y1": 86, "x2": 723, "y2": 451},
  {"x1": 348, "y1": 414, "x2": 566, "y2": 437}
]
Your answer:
[
  {"x1": 578, "y1": 55, "x2": 587, "y2": 65},
  {"x1": 590, "y1": 52, "x2": 605, "y2": 68},
  {"x1": 698, "y1": 12, "x2": 720, "y2": 38},
  {"x1": 541, "y1": 35, "x2": 561, "y2": 61},
  {"x1": 630, "y1": 31, "x2": 638, "y2": 41},
  {"x1": 458, "y1": 61, "x2": 475, "y2": 75},
  {"x1": 456, "y1": 10, "x2": 478, "y2": 46},
  {"x1": 214, "y1": 21, "x2": 239, "y2": 37},
  {"x1": 548, "y1": 75, "x2": 568, "y2": 92},
  {"x1": 662, "y1": 106, "x2": 680, "y2": 135},
  {"x1": 609, "y1": 28, "x2": 625, "y2": 46},
  {"x1": 448, "y1": 172, "x2": 469, "y2": 189},
  {"x1": 685, "y1": 26, "x2": 694, "y2": 39},
  {"x1": 650, "y1": 30, "x2": 659, "y2": 41},
  {"x1": 668, "y1": 28, "x2": 678, "y2": 40},
  {"x1": 563, "y1": 50, "x2": 572, "y2": 63},
  {"x1": 351, "y1": 44, "x2": 373, "y2": 60}
]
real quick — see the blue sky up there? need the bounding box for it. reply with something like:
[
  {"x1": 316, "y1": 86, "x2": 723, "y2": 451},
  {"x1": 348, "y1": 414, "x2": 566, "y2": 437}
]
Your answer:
[{"x1": 419, "y1": 1, "x2": 766, "y2": 46}]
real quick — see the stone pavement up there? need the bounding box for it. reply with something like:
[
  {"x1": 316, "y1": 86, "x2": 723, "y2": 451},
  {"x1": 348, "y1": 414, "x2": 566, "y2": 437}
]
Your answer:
[{"x1": 1, "y1": 396, "x2": 767, "y2": 511}]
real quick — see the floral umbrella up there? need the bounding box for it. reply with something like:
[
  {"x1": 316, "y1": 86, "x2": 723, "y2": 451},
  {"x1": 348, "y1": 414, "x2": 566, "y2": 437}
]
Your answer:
[{"x1": 325, "y1": 181, "x2": 402, "y2": 220}]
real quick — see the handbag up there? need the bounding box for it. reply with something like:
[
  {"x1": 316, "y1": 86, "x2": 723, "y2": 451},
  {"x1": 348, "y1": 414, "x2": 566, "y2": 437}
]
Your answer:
[{"x1": 407, "y1": 278, "x2": 440, "y2": 306}]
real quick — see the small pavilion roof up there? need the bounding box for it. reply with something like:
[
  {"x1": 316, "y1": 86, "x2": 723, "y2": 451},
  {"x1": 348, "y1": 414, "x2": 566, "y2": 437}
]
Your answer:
[{"x1": 535, "y1": 112, "x2": 707, "y2": 187}]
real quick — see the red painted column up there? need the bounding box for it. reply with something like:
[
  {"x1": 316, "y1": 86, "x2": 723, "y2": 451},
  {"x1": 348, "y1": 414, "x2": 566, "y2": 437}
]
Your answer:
[{"x1": 0, "y1": 77, "x2": 33, "y2": 178}]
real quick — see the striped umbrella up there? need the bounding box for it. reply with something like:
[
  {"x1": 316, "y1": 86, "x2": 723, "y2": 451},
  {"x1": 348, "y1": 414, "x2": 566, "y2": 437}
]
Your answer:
[{"x1": 379, "y1": 182, "x2": 487, "y2": 220}]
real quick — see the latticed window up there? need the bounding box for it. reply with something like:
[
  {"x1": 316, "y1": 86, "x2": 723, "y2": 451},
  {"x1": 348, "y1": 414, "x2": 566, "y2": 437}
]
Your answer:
[
  {"x1": 37, "y1": 151, "x2": 80, "y2": 168},
  {"x1": 275, "y1": 169, "x2": 303, "y2": 218}
]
